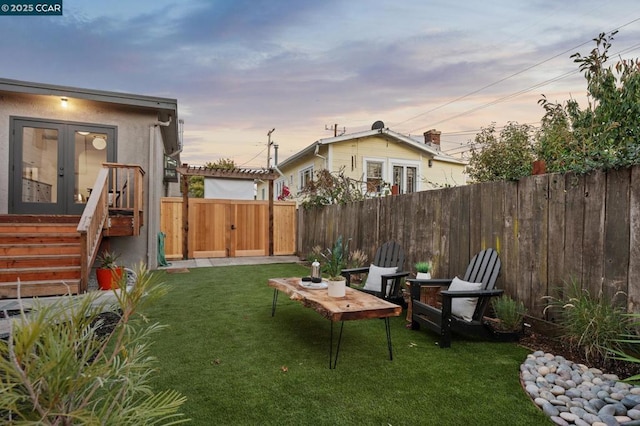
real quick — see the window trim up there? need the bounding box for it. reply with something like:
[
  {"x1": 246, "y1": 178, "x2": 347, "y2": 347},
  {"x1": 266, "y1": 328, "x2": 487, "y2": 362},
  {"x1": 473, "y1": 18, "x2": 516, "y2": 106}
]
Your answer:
[
  {"x1": 299, "y1": 164, "x2": 314, "y2": 191},
  {"x1": 363, "y1": 157, "x2": 386, "y2": 194},
  {"x1": 389, "y1": 158, "x2": 421, "y2": 194}
]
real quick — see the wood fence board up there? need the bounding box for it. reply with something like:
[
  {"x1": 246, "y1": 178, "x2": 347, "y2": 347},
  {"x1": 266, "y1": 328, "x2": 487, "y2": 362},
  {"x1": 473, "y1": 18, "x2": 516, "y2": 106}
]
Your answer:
[
  {"x1": 503, "y1": 180, "x2": 520, "y2": 300},
  {"x1": 531, "y1": 175, "x2": 550, "y2": 317},
  {"x1": 547, "y1": 173, "x2": 566, "y2": 309},
  {"x1": 603, "y1": 168, "x2": 630, "y2": 305},
  {"x1": 480, "y1": 181, "x2": 494, "y2": 252},
  {"x1": 563, "y1": 173, "x2": 585, "y2": 296},
  {"x1": 160, "y1": 198, "x2": 183, "y2": 259},
  {"x1": 438, "y1": 188, "x2": 453, "y2": 275},
  {"x1": 468, "y1": 183, "x2": 483, "y2": 258},
  {"x1": 629, "y1": 167, "x2": 640, "y2": 311},
  {"x1": 446, "y1": 186, "x2": 464, "y2": 277},
  {"x1": 582, "y1": 171, "x2": 606, "y2": 296},
  {"x1": 488, "y1": 181, "x2": 507, "y2": 292},
  {"x1": 516, "y1": 176, "x2": 535, "y2": 313},
  {"x1": 429, "y1": 188, "x2": 445, "y2": 276}
]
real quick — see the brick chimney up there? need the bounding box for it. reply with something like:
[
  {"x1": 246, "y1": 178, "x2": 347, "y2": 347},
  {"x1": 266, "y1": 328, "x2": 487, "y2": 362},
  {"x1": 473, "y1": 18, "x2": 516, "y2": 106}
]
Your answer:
[{"x1": 424, "y1": 129, "x2": 441, "y2": 151}]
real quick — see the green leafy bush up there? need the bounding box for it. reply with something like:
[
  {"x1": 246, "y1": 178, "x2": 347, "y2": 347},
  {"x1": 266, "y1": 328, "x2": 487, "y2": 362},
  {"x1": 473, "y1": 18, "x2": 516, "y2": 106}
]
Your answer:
[
  {"x1": 0, "y1": 265, "x2": 188, "y2": 425},
  {"x1": 543, "y1": 280, "x2": 632, "y2": 363},
  {"x1": 466, "y1": 122, "x2": 535, "y2": 182}
]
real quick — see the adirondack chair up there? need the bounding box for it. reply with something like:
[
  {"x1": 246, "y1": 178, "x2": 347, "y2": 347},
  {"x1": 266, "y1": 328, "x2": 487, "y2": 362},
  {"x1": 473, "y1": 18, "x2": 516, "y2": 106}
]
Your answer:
[
  {"x1": 408, "y1": 248, "x2": 503, "y2": 348},
  {"x1": 341, "y1": 241, "x2": 410, "y2": 305}
]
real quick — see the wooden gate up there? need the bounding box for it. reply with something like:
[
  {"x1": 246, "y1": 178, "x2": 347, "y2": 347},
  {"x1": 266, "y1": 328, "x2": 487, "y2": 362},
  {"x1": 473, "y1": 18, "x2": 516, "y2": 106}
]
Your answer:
[{"x1": 160, "y1": 198, "x2": 296, "y2": 259}]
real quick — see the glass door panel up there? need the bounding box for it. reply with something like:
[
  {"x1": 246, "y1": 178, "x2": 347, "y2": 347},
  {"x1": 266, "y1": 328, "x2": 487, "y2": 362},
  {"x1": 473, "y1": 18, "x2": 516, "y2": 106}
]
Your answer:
[
  {"x1": 21, "y1": 127, "x2": 59, "y2": 204},
  {"x1": 74, "y1": 130, "x2": 108, "y2": 204}
]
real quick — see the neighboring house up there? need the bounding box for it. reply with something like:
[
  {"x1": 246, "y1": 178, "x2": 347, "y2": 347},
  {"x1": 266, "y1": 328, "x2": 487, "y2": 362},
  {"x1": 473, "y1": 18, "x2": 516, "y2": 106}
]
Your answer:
[
  {"x1": 0, "y1": 78, "x2": 181, "y2": 296},
  {"x1": 257, "y1": 124, "x2": 467, "y2": 202}
]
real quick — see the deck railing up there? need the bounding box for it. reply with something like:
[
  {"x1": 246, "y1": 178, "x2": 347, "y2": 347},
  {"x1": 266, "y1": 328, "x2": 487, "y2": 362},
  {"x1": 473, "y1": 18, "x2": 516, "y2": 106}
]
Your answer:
[{"x1": 77, "y1": 163, "x2": 144, "y2": 292}]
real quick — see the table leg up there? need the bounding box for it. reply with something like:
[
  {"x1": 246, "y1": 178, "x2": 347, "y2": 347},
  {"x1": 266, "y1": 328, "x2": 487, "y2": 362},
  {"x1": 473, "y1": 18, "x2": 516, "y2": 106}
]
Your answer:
[
  {"x1": 385, "y1": 317, "x2": 393, "y2": 361},
  {"x1": 329, "y1": 321, "x2": 345, "y2": 369},
  {"x1": 271, "y1": 288, "x2": 279, "y2": 317}
]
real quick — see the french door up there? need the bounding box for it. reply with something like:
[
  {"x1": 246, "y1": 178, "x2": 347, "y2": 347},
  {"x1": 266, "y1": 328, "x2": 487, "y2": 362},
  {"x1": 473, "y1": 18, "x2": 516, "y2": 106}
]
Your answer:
[{"x1": 10, "y1": 118, "x2": 116, "y2": 215}]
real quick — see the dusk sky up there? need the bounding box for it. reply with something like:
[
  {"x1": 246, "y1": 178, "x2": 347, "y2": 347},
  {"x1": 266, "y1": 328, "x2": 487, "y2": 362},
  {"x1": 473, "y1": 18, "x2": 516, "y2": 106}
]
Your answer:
[{"x1": 1, "y1": 0, "x2": 639, "y2": 167}]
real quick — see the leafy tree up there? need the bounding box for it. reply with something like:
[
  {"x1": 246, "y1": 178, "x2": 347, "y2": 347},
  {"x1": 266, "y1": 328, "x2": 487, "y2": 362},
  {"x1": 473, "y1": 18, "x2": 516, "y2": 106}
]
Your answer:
[
  {"x1": 466, "y1": 122, "x2": 535, "y2": 182},
  {"x1": 299, "y1": 168, "x2": 366, "y2": 209},
  {"x1": 189, "y1": 158, "x2": 237, "y2": 197},
  {"x1": 536, "y1": 31, "x2": 640, "y2": 173},
  {"x1": 0, "y1": 265, "x2": 188, "y2": 425}
]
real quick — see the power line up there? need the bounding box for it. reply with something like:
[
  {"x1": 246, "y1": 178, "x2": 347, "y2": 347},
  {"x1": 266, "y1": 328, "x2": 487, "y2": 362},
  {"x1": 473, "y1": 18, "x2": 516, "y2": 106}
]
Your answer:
[{"x1": 391, "y1": 17, "x2": 640, "y2": 132}]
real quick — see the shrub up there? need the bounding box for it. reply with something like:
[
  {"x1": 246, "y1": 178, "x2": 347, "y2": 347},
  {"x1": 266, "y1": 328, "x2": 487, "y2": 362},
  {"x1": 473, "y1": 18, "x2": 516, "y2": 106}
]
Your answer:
[
  {"x1": 0, "y1": 265, "x2": 188, "y2": 425},
  {"x1": 543, "y1": 279, "x2": 632, "y2": 363},
  {"x1": 490, "y1": 295, "x2": 526, "y2": 332}
]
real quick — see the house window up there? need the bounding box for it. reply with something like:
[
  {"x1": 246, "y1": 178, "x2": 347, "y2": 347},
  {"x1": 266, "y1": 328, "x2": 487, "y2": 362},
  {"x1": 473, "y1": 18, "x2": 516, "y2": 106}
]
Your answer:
[
  {"x1": 392, "y1": 164, "x2": 418, "y2": 194},
  {"x1": 299, "y1": 166, "x2": 314, "y2": 190},
  {"x1": 275, "y1": 180, "x2": 284, "y2": 199},
  {"x1": 164, "y1": 155, "x2": 178, "y2": 182},
  {"x1": 365, "y1": 161, "x2": 384, "y2": 193}
]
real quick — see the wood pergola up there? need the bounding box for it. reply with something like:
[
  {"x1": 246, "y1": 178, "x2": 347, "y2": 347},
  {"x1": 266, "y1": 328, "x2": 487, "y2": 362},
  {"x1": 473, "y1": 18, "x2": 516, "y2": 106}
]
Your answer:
[{"x1": 176, "y1": 164, "x2": 281, "y2": 259}]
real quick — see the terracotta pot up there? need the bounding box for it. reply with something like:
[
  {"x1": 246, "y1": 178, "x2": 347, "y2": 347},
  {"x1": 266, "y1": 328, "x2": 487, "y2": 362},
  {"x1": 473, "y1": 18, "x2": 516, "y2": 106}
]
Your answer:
[{"x1": 96, "y1": 267, "x2": 123, "y2": 290}]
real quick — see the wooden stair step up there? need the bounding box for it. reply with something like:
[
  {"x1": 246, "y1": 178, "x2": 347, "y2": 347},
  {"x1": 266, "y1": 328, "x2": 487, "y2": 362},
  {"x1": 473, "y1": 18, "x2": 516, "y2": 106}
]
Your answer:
[
  {"x1": 0, "y1": 215, "x2": 80, "y2": 224},
  {"x1": 0, "y1": 279, "x2": 82, "y2": 298},
  {"x1": 0, "y1": 233, "x2": 81, "y2": 244},
  {"x1": 0, "y1": 254, "x2": 81, "y2": 269},
  {"x1": 0, "y1": 223, "x2": 79, "y2": 234},
  {"x1": 0, "y1": 266, "x2": 81, "y2": 283},
  {"x1": 0, "y1": 243, "x2": 81, "y2": 256}
]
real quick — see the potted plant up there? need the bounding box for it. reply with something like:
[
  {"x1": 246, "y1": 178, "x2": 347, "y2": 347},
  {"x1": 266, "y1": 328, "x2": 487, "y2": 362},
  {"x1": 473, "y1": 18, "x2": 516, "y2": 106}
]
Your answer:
[
  {"x1": 486, "y1": 294, "x2": 527, "y2": 341},
  {"x1": 320, "y1": 236, "x2": 349, "y2": 297},
  {"x1": 414, "y1": 261, "x2": 432, "y2": 279},
  {"x1": 96, "y1": 250, "x2": 124, "y2": 290}
]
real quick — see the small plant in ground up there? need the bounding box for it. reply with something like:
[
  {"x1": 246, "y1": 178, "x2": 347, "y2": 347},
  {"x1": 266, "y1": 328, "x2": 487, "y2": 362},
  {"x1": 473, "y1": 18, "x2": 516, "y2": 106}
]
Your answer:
[
  {"x1": 490, "y1": 295, "x2": 527, "y2": 332},
  {"x1": 320, "y1": 236, "x2": 350, "y2": 280},
  {"x1": 607, "y1": 313, "x2": 640, "y2": 381},
  {"x1": 306, "y1": 245, "x2": 323, "y2": 264},
  {"x1": 346, "y1": 248, "x2": 368, "y2": 269},
  {"x1": 0, "y1": 265, "x2": 188, "y2": 425},
  {"x1": 543, "y1": 279, "x2": 633, "y2": 363}
]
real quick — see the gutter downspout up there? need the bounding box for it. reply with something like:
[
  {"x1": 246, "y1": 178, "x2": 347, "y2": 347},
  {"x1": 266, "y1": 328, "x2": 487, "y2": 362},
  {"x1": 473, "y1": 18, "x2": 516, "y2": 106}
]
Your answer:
[
  {"x1": 147, "y1": 121, "x2": 170, "y2": 269},
  {"x1": 314, "y1": 143, "x2": 327, "y2": 168}
]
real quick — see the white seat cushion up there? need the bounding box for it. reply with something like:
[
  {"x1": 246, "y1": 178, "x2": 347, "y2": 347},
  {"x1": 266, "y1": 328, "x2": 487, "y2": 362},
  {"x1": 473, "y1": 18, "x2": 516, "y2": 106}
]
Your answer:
[
  {"x1": 448, "y1": 277, "x2": 483, "y2": 321},
  {"x1": 363, "y1": 264, "x2": 398, "y2": 296}
]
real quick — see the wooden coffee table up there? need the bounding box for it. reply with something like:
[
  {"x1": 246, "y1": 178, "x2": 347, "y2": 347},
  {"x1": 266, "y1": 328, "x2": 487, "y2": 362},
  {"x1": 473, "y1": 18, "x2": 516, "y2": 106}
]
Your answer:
[{"x1": 268, "y1": 277, "x2": 402, "y2": 369}]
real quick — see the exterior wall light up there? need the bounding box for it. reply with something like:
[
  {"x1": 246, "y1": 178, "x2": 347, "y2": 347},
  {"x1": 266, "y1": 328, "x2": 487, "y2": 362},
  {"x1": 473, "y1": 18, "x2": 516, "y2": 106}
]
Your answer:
[{"x1": 60, "y1": 97, "x2": 68, "y2": 108}]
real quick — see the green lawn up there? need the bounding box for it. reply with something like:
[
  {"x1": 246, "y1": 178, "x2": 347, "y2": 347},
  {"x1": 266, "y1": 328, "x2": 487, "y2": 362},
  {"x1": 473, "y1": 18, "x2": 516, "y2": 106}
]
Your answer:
[{"x1": 145, "y1": 263, "x2": 547, "y2": 425}]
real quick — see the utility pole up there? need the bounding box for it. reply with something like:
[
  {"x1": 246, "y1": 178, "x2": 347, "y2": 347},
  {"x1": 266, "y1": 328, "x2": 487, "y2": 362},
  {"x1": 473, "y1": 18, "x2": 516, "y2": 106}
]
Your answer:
[{"x1": 266, "y1": 128, "x2": 275, "y2": 168}]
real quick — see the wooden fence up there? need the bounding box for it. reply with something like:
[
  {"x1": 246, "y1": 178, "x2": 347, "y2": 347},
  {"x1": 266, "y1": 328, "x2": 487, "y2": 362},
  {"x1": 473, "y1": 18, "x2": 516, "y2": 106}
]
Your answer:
[
  {"x1": 298, "y1": 165, "x2": 640, "y2": 319},
  {"x1": 161, "y1": 198, "x2": 297, "y2": 259}
]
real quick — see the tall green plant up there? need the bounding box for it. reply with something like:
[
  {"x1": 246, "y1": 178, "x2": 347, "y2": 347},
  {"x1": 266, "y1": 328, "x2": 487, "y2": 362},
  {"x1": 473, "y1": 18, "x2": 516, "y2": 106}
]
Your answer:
[
  {"x1": 0, "y1": 265, "x2": 188, "y2": 425},
  {"x1": 536, "y1": 31, "x2": 640, "y2": 173},
  {"x1": 466, "y1": 122, "x2": 535, "y2": 182},
  {"x1": 320, "y1": 235, "x2": 350, "y2": 280},
  {"x1": 543, "y1": 279, "x2": 631, "y2": 363}
]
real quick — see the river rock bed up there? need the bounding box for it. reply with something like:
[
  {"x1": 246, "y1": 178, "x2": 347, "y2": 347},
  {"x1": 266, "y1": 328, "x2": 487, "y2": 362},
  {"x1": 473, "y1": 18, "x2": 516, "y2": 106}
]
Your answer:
[{"x1": 522, "y1": 351, "x2": 640, "y2": 425}]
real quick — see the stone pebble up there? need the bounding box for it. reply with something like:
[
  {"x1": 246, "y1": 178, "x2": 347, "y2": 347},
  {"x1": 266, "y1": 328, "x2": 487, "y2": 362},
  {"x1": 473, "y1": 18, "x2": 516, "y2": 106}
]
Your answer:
[{"x1": 522, "y1": 351, "x2": 640, "y2": 425}]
